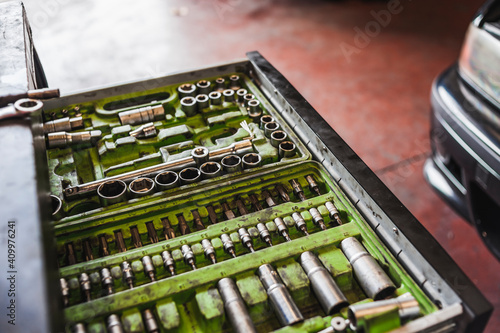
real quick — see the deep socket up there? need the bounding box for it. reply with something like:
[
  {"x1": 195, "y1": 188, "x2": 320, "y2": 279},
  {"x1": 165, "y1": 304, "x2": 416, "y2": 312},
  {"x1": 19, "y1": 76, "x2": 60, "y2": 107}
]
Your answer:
[{"x1": 218, "y1": 278, "x2": 257, "y2": 333}]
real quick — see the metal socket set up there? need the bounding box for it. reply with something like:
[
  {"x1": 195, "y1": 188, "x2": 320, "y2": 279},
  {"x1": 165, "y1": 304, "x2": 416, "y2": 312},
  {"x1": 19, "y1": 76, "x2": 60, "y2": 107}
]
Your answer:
[{"x1": 6, "y1": 52, "x2": 490, "y2": 333}]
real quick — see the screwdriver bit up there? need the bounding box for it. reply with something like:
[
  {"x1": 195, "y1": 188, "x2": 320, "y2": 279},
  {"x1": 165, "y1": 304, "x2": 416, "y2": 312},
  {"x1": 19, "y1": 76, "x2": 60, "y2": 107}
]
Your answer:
[
  {"x1": 65, "y1": 242, "x2": 77, "y2": 266},
  {"x1": 114, "y1": 230, "x2": 127, "y2": 253},
  {"x1": 177, "y1": 214, "x2": 191, "y2": 236},
  {"x1": 222, "y1": 202, "x2": 236, "y2": 220},
  {"x1": 82, "y1": 239, "x2": 93, "y2": 261},
  {"x1": 262, "y1": 190, "x2": 277, "y2": 207},
  {"x1": 289, "y1": 179, "x2": 306, "y2": 201},
  {"x1": 305, "y1": 175, "x2": 321, "y2": 196},
  {"x1": 249, "y1": 194, "x2": 263, "y2": 211},
  {"x1": 130, "y1": 226, "x2": 143, "y2": 248},
  {"x1": 161, "y1": 251, "x2": 176, "y2": 276},
  {"x1": 221, "y1": 234, "x2": 237, "y2": 258},
  {"x1": 146, "y1": 222, "x2": 159, "y2": 243},
  {"x1": 206, "y1": 205, "x2": 218, "y2": 224},
  {"x1": 275, "y1": 184, "x2": 291, "y2": 202},
  {"x1": 192, "y1": 210, "x2": 205, "y2": 231},
  {"x1": 235, "y1": 199, "x2": 249, "y2": 216},
  {"x1": 161, "y1": 217, "x2": 176, "y2": 240},
  {"x1": 98, "y1": 235, "x2": 110, "y2": 257}
]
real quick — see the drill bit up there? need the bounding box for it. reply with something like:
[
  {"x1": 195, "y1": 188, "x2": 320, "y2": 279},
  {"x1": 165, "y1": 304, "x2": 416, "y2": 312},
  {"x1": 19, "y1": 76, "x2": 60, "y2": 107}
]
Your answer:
[
  {"x1": 305, "y1": 175, "x2": 321, "y2": 196},
  {"x1": 114, "y1": 230, "x2": 127, "y2": 253},
  {"x1": 201, "y1": 239, "x2": 217, "y2": 264},
  {"x1": 292, "y1": 212, "x2": 309, "y2": 236},
  {"x1": 181, "y1": 245, "x2": 197, "y2": 270},
  {"x1": 222, "y1": 202, "x2": 236, "y2": 220},
  {"x1": 130, "y1": 226, "x2": 143, "y2": 248},
  {"x1": 82, "y1": 239, "x2": 93, "y2": 261},
  {"x1": 289, "y1": 179, "x2": 306, "y2": 201},
  {"x1": 325, "y1": 201, "x2": 343, "y2": 225},
  {"x1": 249, "y1": 194, "x2": 263, "y2": 211},
  {"x1": 221, "y1": 234, "x2": 237, "y2": 258},
  {"x1": 98, "y1": 235, "x2": 110, "y2": 257},
  {"x1": 121, "y1": 261, "x2": 135, "y2": 289},
  {"x1": 79, "y1": 273, "x2": 91, "y2": 302},
  {"x1": 238, "y1": 228, "x2": 255, "y2": 253},
  {"x1": 275, "y1": 184, "x2": 291, "y2": 202},
  {"x1": 309, "y1": 207, "x2": 327, "y2": 231},
  {"x1": 101, "y1": 268, "x2": 114, "y2": 295},
  {"x1": 206, "y1": 205, "x2": 218, "y2": 224},
  {"x1": 65, "y1": 242, "x2": 77, "y2": 266},
  {"x1": 60, "y1": 278, "x2": 69, "y2": 307},
  {"x1": 145, "y1": 222, "x2": 159, "y2": 243},
  {"x1": 142, "y1": 256, "x2": 156, "y2": 282},
  {"x1": 191, "y1": 209, "x2": 205, "y2": 231},
  {"x1": 262, "y1": 190, "x2": 277, "y2": 207},
  {"x1": 273, "y1": 217, "x2": 291, "y2": 241},
  {"x1": 161, "y1": 217, "x2": 176, "y2": 240},
  {"x1": 256, "y1": 223, "x2": 273, "y2": 247},
  {"x1": 235, "y1": 198, "x2": 249, "y2": 216},
  {"x1": 177, "y1": 214, "x2": 191, "y2": 236},
  {"x1": 161, "y1": 251, "x2": 176, "y2": 276}
]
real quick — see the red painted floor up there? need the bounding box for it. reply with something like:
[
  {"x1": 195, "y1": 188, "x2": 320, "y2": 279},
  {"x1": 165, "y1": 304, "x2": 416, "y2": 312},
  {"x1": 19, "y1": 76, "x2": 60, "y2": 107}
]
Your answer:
[{"x1": 22, "y1": 0, "x2": 499, "y2": 330}]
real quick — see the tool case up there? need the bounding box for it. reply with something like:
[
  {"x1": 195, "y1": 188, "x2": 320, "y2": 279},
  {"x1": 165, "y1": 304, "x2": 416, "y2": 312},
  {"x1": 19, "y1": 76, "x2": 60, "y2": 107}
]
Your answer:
[{"x1": 0, "y1": 5, "x2": 492, "y2": 331}]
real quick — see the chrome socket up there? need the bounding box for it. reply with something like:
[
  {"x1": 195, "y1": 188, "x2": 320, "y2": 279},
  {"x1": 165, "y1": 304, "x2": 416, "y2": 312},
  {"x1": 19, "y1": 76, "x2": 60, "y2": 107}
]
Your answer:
[
  {"x1": 118, "y1": 105, "x2": 164, "y2": 126},
  {"x1": 47, "y1": 130, "x2": 102, "y2": 148},
  {"x1": 300, "y1": 251, "x2": 348, "y2": 314},
  {"x1": 200, "y1": 161, "x2": 223, "y2": 179},
  {"x1": 178, "y1": 83, "x2": 196, "y2": 98},
  {"x1": 223, "y1": 89, "x2": 235, "y2": 102},
  {"x1": 260, "y1": 115, "x2": 274, "y2": 129},
  {"x1": 229, "y1": 75, "x2": 240, "y2": 90},
  {"x1": 143, "y1": 309, "x2": 159, "y2": 333},
  {"x1": 121, "y1": 261, "x2": 135, "y2": 289},
  {"x1": 107, "y1": 314, "x2": 124, "y2": 333},
  {"x1": 155, "y1": 171, "x2": 179, "y2": 191},
  {"x1": 270, "y1": 130, "x2": 287, "y2": 147},
  {"x1": 180, "y1": 96, "x2": 197, "y2": 117},
  {"x1": 258, "y1": 264, "x2": 304, "y2": 326},
  {"x1": 257, "y1": 223, "x2": 272, "y2": 246},
  {"x1": 236, "y1": 89, "x2": 247, "y2": 103},
  {"x1": 202, "y1": 239, "x2": 217, "y2": 264},
  {"x1": 179, "y1": 167, "x2": 201, "y2": 185},
  {"x1": 101, "y1": 268, "x2": 113, "y2": 295},
  {"x1": 196, "y1": 80, "x2": 211, "y2": 95},
  {"x1": 218, "y1": 278, "x2": 257, "y2": 333},
  {"x1": 292, "y1": 212, "x2": 308, "y2": 233},
  {"x1": 243, "y1": 93, "x2": 255, "y2": 107},
  {"x1": 43, "y1": 116, "x2": 84, "y2": 134},
  {"x1": 279, "y1": 141, "x2": 296, "y2": 158},
  {"x1": 340, "y1": 237, "x2": 396, "y2": 300},
  {"x1": 247, "y1": 99, "x2": 262, "y2": 122},
  {"x1": 221, "y1": 233, "x2": 236, "y2": 258},
  {"x1": 51, "y1": 195, "x2": 64, "y2": 220},
  {"x1": 309, "y1": 207, "x2": 326, "y2": 230},
  {"x1": 348, "y1": 293, "x2": 420, "y2": 330},
  {"x1": 181, "y1": 244, "x2": 196, "y2": 269},
  {"x1": 264, "y1": 121, "x2": 280, "y2": 138},
  {"x1": 209, "y1": 91, "x2": 222, "y2": 105},
  {"x1": 191, "y1": 146, "x2": 210, "y2": 166},
  {"x1": 142, "y1": 255, "x2": 156, "y2": 281},
  {"x1": 72, "y1": 323, "x2": 86, "y2": 333},
  {"x1": 242, "y1": 153, "x2": 261, "y2": 169},
  {"x1": 196, "y1": 94, "x2": 210, "y2": 110},
  {"x1": 97, "y1": 180, "x2": 127, "y2": 206},
  {"x1": 161, "y1": 251, "x2": 176, "y2": 276},
  {"x1": 214, "y1": 77, "x2": 226, "y2": 91},
  {"x1": 221, "y1": 154, "x2": 242, "y2": 173},
  {"x1": 129, "y1": 177, "x2": 155, "y2": 198},
  {"x1": 79, "y1": 273, "x2": 91, "y2": 302}
]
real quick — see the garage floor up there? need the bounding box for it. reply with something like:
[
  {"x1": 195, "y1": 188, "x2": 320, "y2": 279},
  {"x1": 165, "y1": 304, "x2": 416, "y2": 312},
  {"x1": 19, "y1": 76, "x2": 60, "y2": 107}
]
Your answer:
[{"x1": 19, "y1": 0, "x2": 499, "y2": 330}]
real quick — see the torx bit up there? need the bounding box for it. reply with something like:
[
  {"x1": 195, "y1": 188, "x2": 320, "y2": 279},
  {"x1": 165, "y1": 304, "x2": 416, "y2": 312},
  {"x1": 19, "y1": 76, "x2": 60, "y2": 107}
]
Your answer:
[
  {"x1": 145, "y1": 222, "x2": 159, "y2": 244},
  {"x1": 177, "y1": 214, "x2": 191, "y2": 236},
  {"x1": 262, "y1": 190, "x2": 277, "y2": 207},
  {"x1": 238, "y1": 228, "x2": 255, "y2": 253},
  {"x1": 191, "y1": 209, "x2": 205, "y2": 231},
  {"x1": 206, "y1": 205, "x2": 218, "y2": 224},
  {"x1": 121, "y1": 261, "x2": 135, "y2": 289},
  {"x1": 325, "y1": 201, "x2": 343, "y2": 225},
  {"x1": 60, "y1": 278, "x2": 69, "y2": 307},
  {"x1": 101, "y1": 268, "x2": 114, "y2": 295},
  {"x1": 142, "y1": 256, "x2": 156, "y2": 282},
  {"x1": 249, "y1": 194, "x2": 263, "y2": 211},
  {"x1": 201, "y1": 239, "x2": 217, "y2": 264},
  {"x1": 82, "y1": 239, "x2": 93, "y2": 261},
  {"x1": 305, "y1": 175, "x2": 321, "y2": 196},
  {"x1": 161, "y1": 251, "x2": 176, "y2": 276},
  {"x1": 221, "y1": 234, "x2": 237, "y2": 258},
  {"x1": 181, "y1": 245, "x2": 197, "y2": 270},
  {"x1": 273, "y1": 217, "x2": 291, "y2": 241},
  {"x1": 161, "y1": 217, "x2": 176, "y2": 240},
  {"x1": 275, "y1": 184, "x2": 291, "y2": 202},
  {"x1": 221, "y1": 202, "x2": 236, "y2": 220},
  {"x1": 292, "y1": 212, "x2": 309, "y2": 236},
  {"x1": 98, "y1": 235, "x2": 110, "y2": 257},
  {"x1": 114, "y1": 230, "x2": 127, "y2": 253},
  {"x1": 235, "y1": 198, "x2": 249, "y2": 216},
  {"x1": 143, "y1": 309, "x2": 160, "y2": 333},
  {"x1": 65, "y1": 242, "x2": 77, "y2": 266},
  {"x1": 256, "y1": 223, "x2": 273, "y2": 247},
  {"x1": 309, "y1": 207, "x2": 327, "y2": 231},
  {"x1": 130, "y1": 226, "x2": 143, "y2": 248},
  {"x1": 79, "y1": 273, "x2": 91, "y2": 302},
  {"x1": 289, "y1": 179, "x2": 306, "y2": 201}
]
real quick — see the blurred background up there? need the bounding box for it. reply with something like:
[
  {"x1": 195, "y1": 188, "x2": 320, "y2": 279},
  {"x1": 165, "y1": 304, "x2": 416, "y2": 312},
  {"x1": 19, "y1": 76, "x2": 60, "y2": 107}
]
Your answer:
[{"x1": 13, "y1": 0, "x2": 500, "y2": 330}]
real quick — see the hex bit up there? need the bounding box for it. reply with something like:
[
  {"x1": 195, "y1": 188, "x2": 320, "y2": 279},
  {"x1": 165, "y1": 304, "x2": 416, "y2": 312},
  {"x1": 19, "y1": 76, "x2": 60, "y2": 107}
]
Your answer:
[
  {"x1": 98, "y1": 235, "x2": 110, "y2": 257},
  {"x1": 262, "y1": 190, "x2": 277, "y2": 208},
  {"x1": 121, "y1": 261, "x2": 135, "y2": 289},
  {"x1": 130, "y1": 226, "x2": 143, "y2": 248},
  {"x1": 289, "y1": 179, "x2": 306, "y2": 201},
  {"x1": 181, "y1": 245, "x2": 197, "y2": 270},
  {"x1": 79, "y1": 273, "x2": 91, "y2": 302},
  {"x1": 305, "y1": 175, "x2": 322, "y2": 196},
  {"x1": 145, "y1": 222, "x2": 159, "y2": 243},
  {"x1": 221, "y1": 234, "x2": 237, "y2": 258},
  {"x1": 161, "y1": 217, "x2": 176, "y2": 240},
  {"x1": 275, "y1": 184, "x2": 291, "y2": 202},
  {"x1": 82, "y1": 239, "x2": 93, "y2": 261},
  {"x1": 114, "y1": 230, "x2": 127, "y2": 253},
  {"x1": 191, "y1": 209, "x2": 205, "y2": 231},
  {"x1": 309, "y1": 207, "x2": 327, "y2": 231},
  {"x1": 256, "y1": 223, "x2": 273, "y2": 247},
  {"x1": 65, "y1": 242, "x2": 77, "y2": 266},
  {"x1": 101, "y1": 268, "x2": 114, "y2": 295},
  {"x1": 249, "y1": 194, "x2": 263, "y2": 211},
  {"x1": 142, "y1": 256, "x2": 156, "y2": 282},
  {"x1": 161, "y1": 251, "x2": 176, "y2": 276},
  {"x1": 202, "y1": 239, "x2": 217, "y2": 264},
  {"x1": 60, "y1": 278, "x2": 69, "y2": 307},
  {"x1": 325, "y1": 201, "x2": 343, "y2": 226},
  {"x1": 177, "y1": 214, "x2": 191, "y2": 236},
  {"x1": 206, "y1": 205, "x2": 218, "y2": 224},
  {"x1": 292, "y1": 212, "x2": 309, "y2": 236},
  {"x1": 273, "y1": 217, "x2": 292, "y2": 242},
  {"x1": 235, "y1": 198, "x2": 249, "y2": 216},
  {"x1": 222, "y1": 202, "x2": 236, "y2": 220},
  {"x1": 238, "y1": 228, "x2": 255, "y2": 253}
]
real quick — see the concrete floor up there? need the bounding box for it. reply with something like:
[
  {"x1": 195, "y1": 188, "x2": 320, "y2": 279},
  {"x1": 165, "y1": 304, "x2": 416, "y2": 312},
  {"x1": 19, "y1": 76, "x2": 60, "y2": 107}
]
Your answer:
[{"x1": 17, "y1": 0, "x2": 500, "y2": 330}]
